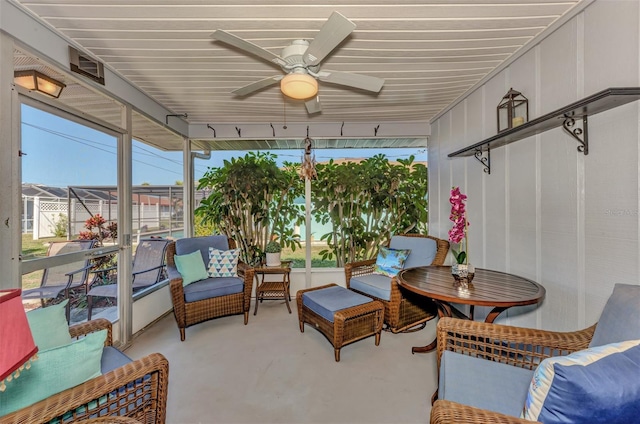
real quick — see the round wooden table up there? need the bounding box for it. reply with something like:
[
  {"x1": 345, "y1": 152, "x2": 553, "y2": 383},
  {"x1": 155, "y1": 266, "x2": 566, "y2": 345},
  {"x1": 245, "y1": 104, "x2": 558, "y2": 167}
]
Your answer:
[{"x1": 398, "y1": 265, "x2": 545, "y2": 353}]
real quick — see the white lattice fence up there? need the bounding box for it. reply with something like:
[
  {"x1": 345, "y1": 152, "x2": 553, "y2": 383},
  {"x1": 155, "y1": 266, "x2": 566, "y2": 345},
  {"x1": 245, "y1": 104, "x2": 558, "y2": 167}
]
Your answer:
[
  {"x1": 32, "y1": 197, "x2": 68, "y2": 239},
  {"x1": 29, "y1": 196, "x2": 172, "y2": 240}
]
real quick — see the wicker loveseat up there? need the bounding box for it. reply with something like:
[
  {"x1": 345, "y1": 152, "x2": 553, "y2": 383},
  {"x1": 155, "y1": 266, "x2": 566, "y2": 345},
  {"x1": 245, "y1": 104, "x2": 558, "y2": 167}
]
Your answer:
[
  {"x1": 1, "y1": 318, "x2": 169, "y2": 424},
  {"x1": 166, "y1": 235, "x2": 255, "y2": 341},
  {"x1": 431, "y1": 283, "x2": 640, "y2": 424},
  {"x1": 344, "y1": 234, "x2": 449, "y2": 333}
]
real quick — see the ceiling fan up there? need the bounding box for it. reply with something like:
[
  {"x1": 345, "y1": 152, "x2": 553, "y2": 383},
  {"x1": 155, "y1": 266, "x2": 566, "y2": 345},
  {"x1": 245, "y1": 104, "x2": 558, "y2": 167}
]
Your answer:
[{"x1": 211, "y1": 11, "x2": 385, "y2": 114}]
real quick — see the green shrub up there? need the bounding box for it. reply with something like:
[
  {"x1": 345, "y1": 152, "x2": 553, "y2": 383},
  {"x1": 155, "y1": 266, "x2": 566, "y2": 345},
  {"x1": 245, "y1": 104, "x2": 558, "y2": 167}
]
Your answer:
[{"x1": 195, "y1": 152, "x2": 304, "y2": 265}]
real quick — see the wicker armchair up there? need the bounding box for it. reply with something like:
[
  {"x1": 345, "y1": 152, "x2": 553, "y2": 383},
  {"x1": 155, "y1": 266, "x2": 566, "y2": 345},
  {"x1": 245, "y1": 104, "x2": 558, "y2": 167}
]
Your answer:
[
  {"x1": 344, "y1": 234, "x2": 449, "y2": 333},
  {"x1": 166, "y1": 235, "x2": 255, "y2": 341},
  {"x1": 430, "y1": 317, "x2": 597, "y2": 424},
  {"x1": 1, "y1": 319, "x2": 169, "y2": 424}
]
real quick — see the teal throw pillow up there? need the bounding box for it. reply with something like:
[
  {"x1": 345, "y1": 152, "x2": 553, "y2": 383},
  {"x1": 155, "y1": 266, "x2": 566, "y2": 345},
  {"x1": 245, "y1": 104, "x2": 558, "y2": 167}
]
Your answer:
[
  {"x1": 208, "y1": 248, "x2": 240, "y2": 277},
  {"x1": 522, "y1": 338, "x2": 640, "y2": 423},
  {"x1": 0, "y1": 329, "x2": 107, "y2": 416},
  {"x1": 174, "y1": 250, "x2": 209, "y2": 286},
  {"x1": 26, "y1": 299, "x2": 72, "y2": 350},
  {"x1": 373, "y1": 246, "x2": 411, "y2": 277}
]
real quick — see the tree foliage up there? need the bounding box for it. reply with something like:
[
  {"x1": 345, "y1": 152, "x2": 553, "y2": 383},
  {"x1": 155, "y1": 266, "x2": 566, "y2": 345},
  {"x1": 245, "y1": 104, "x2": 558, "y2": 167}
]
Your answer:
[
  {"x1": 194, "y1": 152, "x2": 428, "y2": 268},
  {"x1": 195, "y1": 152, "x2": 304, "y2": 265},
  {"x1": 311, "y1": 155, "x2": 428, "y2": 267}
]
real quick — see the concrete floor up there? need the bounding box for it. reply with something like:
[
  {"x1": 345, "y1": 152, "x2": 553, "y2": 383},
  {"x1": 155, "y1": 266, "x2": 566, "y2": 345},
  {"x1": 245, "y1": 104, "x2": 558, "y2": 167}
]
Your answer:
[{"x1": 124, "y1": 300, "x2": 439, "y2": 424}]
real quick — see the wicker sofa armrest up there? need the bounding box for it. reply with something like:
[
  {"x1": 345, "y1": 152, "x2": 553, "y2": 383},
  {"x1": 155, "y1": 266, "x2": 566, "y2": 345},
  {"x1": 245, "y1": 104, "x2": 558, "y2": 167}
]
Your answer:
[
  {"x1": 69, "y1": 318, "x2": 113, "y2": 346},
  {"x1": 436, "y1": 317, "x2": 596, "y2": 371},
  {"x1": 237, "y1": 261, "x2": 255, "y2": 310},
  {"x1": 430, "y1": 400, "x2": 537, "y2": 424},
  {"x1": 2, "y1": 352, "x2": 169, "y2": 424}
]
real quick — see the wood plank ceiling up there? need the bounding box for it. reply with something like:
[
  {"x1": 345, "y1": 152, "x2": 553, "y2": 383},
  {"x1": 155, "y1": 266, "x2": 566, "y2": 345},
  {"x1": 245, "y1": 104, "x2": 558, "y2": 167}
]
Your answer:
[{"x1": 14, "y1": 0, "x2": 583, "y2": 150}]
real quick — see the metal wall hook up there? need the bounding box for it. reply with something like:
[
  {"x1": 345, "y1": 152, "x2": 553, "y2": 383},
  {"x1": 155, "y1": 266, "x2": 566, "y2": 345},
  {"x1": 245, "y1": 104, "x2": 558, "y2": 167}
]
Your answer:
[
  {"x1": 270, "y1": 123, "x2": 275, "y2": 137},
  {"x1": 341, "y1": 122, "x2": 345, "y2": 136},
  {"x1": 235, "y1": 127, "x2": 241, "y2": 137},
  {"x1": 165, "y1": 113, "x2": 187, "y2": 125},
  {"x1": 206, "y1": 124, "x2": 216, "y2": 137},
  {"x1": 374, "y1": 125, "x2": 380, "y2": 136}
]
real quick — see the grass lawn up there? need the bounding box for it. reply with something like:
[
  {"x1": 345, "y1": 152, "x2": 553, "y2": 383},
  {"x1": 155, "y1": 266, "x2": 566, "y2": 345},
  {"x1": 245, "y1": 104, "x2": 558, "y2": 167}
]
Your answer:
[{"x1": 281, "y1": 243, "x2": 336, "y2": 268}]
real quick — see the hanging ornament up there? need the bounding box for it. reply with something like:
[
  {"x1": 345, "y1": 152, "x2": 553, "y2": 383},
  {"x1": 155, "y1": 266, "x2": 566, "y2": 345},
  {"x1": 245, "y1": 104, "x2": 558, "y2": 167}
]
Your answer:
[{"x1": 300, "y1": 131, "x2": 317, "y2": 180}]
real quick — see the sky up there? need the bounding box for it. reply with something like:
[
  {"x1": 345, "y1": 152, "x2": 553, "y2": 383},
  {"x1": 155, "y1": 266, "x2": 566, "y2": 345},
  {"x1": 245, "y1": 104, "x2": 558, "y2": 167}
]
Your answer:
[{"x1": 21, "y1": 104, "x2": 426, "y2": 187}]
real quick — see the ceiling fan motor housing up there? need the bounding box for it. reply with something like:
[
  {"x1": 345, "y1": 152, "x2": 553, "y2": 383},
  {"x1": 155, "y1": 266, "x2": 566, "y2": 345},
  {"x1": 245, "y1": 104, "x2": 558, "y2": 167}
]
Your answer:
[{"x1": 281, "y1": 40, "x2": 310, "y2": 67}]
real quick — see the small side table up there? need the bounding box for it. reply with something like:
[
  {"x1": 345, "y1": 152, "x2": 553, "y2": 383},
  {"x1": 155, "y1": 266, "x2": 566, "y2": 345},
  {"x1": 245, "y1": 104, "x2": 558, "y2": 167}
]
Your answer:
[{"x1": 253, "y1": 260, "x2": 292, "y2": 315}]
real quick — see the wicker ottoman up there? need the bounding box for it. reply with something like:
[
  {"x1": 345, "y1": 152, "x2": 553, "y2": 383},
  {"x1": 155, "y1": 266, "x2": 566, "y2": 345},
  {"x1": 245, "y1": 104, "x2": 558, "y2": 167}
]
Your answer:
[{"x1": 296, "y1": 283, "x2": 384, "y2": 362}]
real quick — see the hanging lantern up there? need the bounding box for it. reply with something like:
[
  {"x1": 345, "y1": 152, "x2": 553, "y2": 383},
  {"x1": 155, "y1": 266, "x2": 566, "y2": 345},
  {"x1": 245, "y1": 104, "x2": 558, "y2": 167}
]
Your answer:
[{"x1": 497, "y1": 88, "x2": 528, "y2": 133}]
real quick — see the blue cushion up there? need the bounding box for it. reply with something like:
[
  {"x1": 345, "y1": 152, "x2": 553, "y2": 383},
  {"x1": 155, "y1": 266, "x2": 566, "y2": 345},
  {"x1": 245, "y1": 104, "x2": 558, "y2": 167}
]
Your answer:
[
  {"x1": 302, "y1": 286, "x2": 372, "y2": 323},
  {"x1": 100, "y1": 346, "x2": 132, "y2": 373},
  {"x1": 373, "y1": 246, "x2": 410, "y2": 277},
  {"x1": 439, "y1": 350, "x2": 534, "y2": 417},
  {"x1": 350, "y1": 273, "x2": 393, "y2": 301},
  {"x1": 183, "y1": 276, "x2": 244, "y2": 303},
  {"x1": 175, "y1": 235, "x2": 230, "y2": 267},
  {"x1": 389, "y1": 235, "x2": 437, "y2": 268},
  {"x1": 522, "y1": 339, "x2": 640, "y2": 423},
  {"x1": 590, "y1": 283, "x2": 640, "y2": 348}
]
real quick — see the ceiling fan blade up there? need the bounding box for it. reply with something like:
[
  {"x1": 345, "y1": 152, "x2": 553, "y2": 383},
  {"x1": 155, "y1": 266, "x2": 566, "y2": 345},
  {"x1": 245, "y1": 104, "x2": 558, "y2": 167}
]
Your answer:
[
  {"x1": 303, "y1": 12, "x2": 356, "y2": 66},
  {"x1": 211, "y1": 30, "x2": 287, "y2": 67},
  {"x1": 319, "y1": 71, "x2": 385, "y2": 93},
  {"x1": 305, "y1": 97, "x2": 322, "y2": 114},
  {"x1": 232, "y1": 75, "x2": 282, "y2": 97}
]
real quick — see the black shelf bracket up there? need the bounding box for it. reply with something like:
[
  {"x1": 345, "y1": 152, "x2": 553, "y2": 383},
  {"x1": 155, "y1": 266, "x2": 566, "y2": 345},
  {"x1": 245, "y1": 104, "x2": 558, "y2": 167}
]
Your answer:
[
  {"x1": 473, "y1": 146, "x2": 491, "y2": 174},
  {"x1": 562, "y1": 113, "x2": 588, "y2": 155},
  {"x1": 448, "y1": 88, "x2": 640, "y2": 171}
]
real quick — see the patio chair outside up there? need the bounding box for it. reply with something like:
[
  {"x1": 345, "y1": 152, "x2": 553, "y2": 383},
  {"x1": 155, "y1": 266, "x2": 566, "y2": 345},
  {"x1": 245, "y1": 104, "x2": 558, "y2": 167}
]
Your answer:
[
  {"x1": 86, "y1": 238, "x2": 170, "y2": 320},
  {"x1": 22, "y1": 239, "x2": 98, "y2": 321}
]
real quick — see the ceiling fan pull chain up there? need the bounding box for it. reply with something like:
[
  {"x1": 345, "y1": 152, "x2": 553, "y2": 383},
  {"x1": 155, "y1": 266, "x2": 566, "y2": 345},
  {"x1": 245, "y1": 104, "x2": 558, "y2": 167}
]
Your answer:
[{"x1": 282, "y1": 100, "x2": 288, "y2": 129}]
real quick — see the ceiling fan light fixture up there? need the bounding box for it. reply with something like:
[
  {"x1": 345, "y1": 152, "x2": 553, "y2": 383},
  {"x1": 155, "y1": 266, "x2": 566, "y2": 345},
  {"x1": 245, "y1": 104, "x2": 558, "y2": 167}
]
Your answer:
[
  {"x1": 281, "y1": 73, "x2": 318, "y2": 100},
  {"x1": 14, "y1": 70, "x2": 66, "y2": 98}
]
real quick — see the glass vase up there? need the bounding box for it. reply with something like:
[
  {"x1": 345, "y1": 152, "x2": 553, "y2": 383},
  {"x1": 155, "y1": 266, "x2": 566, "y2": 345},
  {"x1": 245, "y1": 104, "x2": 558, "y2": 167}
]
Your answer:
[{"x1": 451, "y1": 263, "x2": 475, "y2": 289}]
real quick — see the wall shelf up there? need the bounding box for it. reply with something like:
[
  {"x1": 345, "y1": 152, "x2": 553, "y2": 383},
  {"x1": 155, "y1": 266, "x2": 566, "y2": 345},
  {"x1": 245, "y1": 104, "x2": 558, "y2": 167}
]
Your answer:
[{"x1": 448, "y1": 87, "x2": 640, "y2": 174}]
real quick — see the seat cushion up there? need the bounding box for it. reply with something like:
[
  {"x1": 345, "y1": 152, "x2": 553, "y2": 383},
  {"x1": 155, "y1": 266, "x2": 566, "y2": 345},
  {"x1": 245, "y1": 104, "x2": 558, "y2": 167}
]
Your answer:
[
  {"x1": 302, "y1": 286, "x2": 372, "y2": 323},
  {"x1": 183, "y1": 276, "x2": 244, "y2": 303},
  {"x1": 439, "y1": 350, "x2": 534, "y2": 418},
  {"x1": 101, "y1": 346, "x2": 133, "y2": 373},
  {"x1": 349, "y1": 273, "x2": 392, "y2": 301},
  {"x1": 389, "y1": 235, "x2": 437, "y2": 268},
  {"x1": 175, "y1": 235, "x2": 230, "y2": 267},
  {"x1": 590, "y1": 283, "x2": 640, "y2": 348},
  {"x1": 522, "y1": 339, "x2": 640, "y2": 423}
]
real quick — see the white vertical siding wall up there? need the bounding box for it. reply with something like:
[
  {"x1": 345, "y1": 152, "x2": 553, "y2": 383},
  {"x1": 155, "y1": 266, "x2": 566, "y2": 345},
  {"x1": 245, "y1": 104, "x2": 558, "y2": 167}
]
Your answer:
[{"x1": 429, "y1": 0, "x2": 640, "y2": 331}]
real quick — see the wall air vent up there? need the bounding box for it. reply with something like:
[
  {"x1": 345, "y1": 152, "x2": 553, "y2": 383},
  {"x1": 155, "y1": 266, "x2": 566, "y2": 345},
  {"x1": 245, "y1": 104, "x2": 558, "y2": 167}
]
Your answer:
[{"x1": 69, "y1": 47, "x2": 105, "y2": 85}]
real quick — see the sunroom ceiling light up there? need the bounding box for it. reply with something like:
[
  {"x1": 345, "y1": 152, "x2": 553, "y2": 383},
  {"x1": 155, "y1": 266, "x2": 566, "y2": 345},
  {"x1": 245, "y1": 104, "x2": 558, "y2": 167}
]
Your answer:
[
  {"x1": 280, "y1": 72, "x2": 318, "y2": 100},
  {"x1": 14, "y1": 70, "x2": 66, "y2": 98}
]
